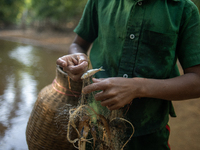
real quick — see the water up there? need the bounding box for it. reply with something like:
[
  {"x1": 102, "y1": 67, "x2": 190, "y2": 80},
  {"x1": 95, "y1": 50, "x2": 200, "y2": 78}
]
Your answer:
[{"x1": 0, "y1": 39, "x2": 66, "y2": 150}]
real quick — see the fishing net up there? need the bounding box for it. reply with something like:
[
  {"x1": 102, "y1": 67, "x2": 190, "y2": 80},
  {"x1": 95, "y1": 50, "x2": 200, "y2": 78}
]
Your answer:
[{"x1": 55, "y1": 72, "x2": 135, "y2": 150}]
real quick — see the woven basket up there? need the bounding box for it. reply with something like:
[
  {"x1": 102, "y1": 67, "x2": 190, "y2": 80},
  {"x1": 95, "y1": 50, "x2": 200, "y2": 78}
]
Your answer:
[{"x1": 26, "y1": 65, "x2": 82, "y2": 150}]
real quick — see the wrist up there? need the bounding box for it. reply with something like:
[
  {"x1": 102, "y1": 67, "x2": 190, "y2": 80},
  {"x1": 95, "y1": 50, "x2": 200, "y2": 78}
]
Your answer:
[{"x1": 132, "y1": 77, "x2": 147, "y2": 98}]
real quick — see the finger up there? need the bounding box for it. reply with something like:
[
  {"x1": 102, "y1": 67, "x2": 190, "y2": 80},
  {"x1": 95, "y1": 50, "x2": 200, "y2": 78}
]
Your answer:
[
  {"x1": 100, "y1": 98, "x2": 115, "y2": 107},
  {"x1": 95, "y1": 90, "x2": 111, "y2": 101},
  {"x1": 68, "y1": 61, "x2": 88, "y2": 74},
  {"x1": 64, "y1": 61, "x2": 88, "y2": 81},
  {"x1": 82, "y1": 81, "x2": 106, "y2": 94},
  {"x1": 65, "y1": 71, "x2": 82, "y2": 81},
  {"x1": 107, "y1": 105, "x2": 119, "y2": 110},
  {"x1": 107, "y1": 103, "x2": 121, "y2": 110},
  {"x1": 92, "y1": 78, "x2": 104, "y2": 83},
  {"x1": 77, "y1": 54, "x2": 88, "y2": 64},
  {"x1": 70, "y1": 56, "x2": 79, "y2": 66},
  {"x1": 58, "y1": 55, "x2": 79, "y2": 67},
  {"x1": 101, "y1": 97, "x2": 124, "y2": 110},
  {"x1": 56, "y1": 58, "x2": 67, "y2": 68}
]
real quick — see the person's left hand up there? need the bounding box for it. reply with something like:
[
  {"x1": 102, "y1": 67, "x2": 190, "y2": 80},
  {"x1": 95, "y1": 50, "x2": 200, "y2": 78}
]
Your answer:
[{"x1": 82, "y1": 77, "x2": 141, "y2": 110}]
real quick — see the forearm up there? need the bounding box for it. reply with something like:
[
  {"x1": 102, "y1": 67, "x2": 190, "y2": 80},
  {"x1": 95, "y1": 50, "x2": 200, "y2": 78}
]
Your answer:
[
  {"x1": 68, "y1": 35, "x2": 91, "y2": 54},
  {"x1": 137, "y1": 73, "x2": 200, "y2": 101},
  {"x1": 68, "y1": 43, "x2": 87, "y2": 54}
]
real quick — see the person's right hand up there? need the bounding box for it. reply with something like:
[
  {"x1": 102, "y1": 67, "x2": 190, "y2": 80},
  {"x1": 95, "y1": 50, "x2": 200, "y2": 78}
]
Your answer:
[{"x1": 56, "y1": 53, "x2": 88, "y2": 81}]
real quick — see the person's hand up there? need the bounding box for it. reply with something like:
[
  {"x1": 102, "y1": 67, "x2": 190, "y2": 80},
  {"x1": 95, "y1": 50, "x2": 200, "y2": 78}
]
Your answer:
[
  {"x1": 56, "y1": 53, "x2": 88, "y2": 81},
  {"x1": 82, "y1": 77, "x2": 141, "y2": 110}
]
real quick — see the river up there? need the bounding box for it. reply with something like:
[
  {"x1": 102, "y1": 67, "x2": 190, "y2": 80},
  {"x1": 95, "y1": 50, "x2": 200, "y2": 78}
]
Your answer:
[{"x1": 0, "y1": 39, "x2": 66, "y2": 150}]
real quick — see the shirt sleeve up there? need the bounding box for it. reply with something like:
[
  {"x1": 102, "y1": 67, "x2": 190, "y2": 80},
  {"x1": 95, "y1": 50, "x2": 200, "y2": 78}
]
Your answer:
[
  {"x1": 74, "y1": 0, "x2": 98, "y2": 43},
  {"x1": 177, "y1": 1, "x2": 200, "y2": 69}
]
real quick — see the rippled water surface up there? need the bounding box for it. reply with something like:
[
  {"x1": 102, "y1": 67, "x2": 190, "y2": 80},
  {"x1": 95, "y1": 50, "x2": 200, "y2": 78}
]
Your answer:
[{"x1": 0, "y1": 40, "x2": 66, "y2": 150}]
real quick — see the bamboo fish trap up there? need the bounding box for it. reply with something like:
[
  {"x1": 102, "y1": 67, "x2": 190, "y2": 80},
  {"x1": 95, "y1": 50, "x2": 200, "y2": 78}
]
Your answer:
[{"x1": 26, "y1": 66, "x2": 82, "y2": 149}]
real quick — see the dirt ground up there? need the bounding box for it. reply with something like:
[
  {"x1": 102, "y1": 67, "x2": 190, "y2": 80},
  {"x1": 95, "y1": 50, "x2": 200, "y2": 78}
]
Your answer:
[{"x1": 0, "y1": 29, "x2": 200, "y2": 150}]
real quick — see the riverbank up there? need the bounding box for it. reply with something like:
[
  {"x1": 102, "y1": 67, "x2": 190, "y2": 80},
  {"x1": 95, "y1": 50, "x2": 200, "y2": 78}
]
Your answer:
[{"x1": 0, "y1": 29, "x2": 76, "y2": 52}]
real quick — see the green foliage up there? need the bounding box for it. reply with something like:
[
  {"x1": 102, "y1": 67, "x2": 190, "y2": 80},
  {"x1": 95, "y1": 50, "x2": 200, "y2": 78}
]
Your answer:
[
  {"x1": 31, "y1": 0, "x2": 87, "y2": 22},
  {"x1": 0, "y1": 0, "x2": 87, "y2": 28},
  {"x1": 0, "y1": 0, "x2": 25, "y2": 25}
]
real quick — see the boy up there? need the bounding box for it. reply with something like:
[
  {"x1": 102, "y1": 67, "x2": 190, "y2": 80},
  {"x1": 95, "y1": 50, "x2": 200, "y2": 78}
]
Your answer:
[{"x1": 57, "y1": 0, "x2": 200, "y2": 149}]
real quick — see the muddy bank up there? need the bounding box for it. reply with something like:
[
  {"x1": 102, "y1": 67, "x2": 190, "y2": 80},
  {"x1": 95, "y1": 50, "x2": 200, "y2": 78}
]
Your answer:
[{"x1": 0, "y1": 29, "x2": 76, "y2": 52}]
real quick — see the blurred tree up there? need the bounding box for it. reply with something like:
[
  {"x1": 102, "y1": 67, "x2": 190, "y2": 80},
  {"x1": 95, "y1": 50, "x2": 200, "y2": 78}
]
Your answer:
[
  {"x1": 32, "y1": 0, "x2": 87, "y2": 21},
  {"x1": 0, "y1": 0, "x2": 24, "y2": 27},
  {"x1": 30, "y1": 0, "x2": 87, "y2": 30}
]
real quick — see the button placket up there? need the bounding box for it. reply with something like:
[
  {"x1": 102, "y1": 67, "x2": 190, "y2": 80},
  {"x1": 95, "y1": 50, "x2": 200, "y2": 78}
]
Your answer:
[{"x1": 117, "y1": 1, "x2": 145, "y2": 78}]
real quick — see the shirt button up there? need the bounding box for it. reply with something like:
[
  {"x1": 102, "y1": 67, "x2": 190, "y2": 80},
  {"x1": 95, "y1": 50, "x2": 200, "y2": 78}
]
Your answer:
[
  {"x1": 123, "y1": 74, "x2": 128, "y2": 78},
  {"x1": 130, "y1": 34, "x2": 135, "y2": 39},
  {"x1": 138, "y1": 1, "x2": 142, "y2": 6}
]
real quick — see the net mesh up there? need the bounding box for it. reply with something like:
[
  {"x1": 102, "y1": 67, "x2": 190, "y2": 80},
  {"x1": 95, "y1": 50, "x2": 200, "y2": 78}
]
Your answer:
[{"x1": 54, "y1": 75, "x2": 135, "y2": 150}]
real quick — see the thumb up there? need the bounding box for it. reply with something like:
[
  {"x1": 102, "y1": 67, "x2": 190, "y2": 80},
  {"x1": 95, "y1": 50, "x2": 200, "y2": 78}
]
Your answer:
[
  {"x1": 68, "y1": 61, "x2": 88, "y2": 74},
  {"x1": 77, "y1": 54, "x2": 88, "y2": 64}
]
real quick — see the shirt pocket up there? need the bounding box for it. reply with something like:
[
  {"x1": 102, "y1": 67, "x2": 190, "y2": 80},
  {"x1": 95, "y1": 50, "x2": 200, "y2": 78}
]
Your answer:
[
  {"x1": 141, "y1": 29, "x2": 178, "y2": 51},
  {"x1": 135, "y1": 29, "x2": 178, "y2": 79}
]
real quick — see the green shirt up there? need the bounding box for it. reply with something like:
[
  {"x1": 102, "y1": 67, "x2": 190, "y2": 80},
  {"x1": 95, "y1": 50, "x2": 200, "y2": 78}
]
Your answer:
[{"x1": 74, "y1": 0, "x2": 200, "y2": 137}]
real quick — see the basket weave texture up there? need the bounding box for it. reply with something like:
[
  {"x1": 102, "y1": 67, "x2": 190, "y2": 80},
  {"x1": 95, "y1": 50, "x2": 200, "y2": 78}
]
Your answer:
[{"x1": 26, "y1": 66, "x2": 82, "y2": 150}]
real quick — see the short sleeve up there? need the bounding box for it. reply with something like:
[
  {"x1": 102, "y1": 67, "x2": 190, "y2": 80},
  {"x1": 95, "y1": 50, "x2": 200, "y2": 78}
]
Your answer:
[
  {"x1": 177, "y1": 1, "x2": 200, "y2": 69},
  {"x1": 74, "y1": 0, "x2": 98, "y2": 43}
]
